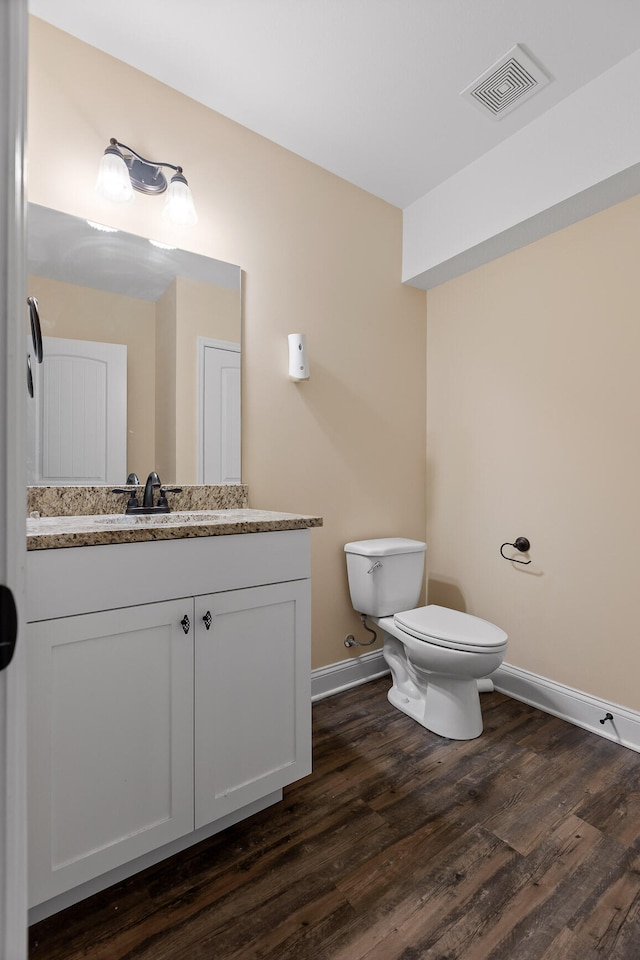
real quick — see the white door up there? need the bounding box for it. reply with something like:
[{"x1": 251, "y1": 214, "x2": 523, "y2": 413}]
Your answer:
[
  {"x1": 198, "y1": 338, "x2": 241, "y2": 484},
  {"x1": 0, "y1": 1, "x2": 28, "y2": 958},
  {"x1": 27, "y1": 337, "x2": 127, "y2": 485}
]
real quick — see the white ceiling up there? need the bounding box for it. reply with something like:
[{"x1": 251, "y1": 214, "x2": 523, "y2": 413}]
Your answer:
[{"x1": 28, "y1": 0, "x2": 640, "y2": 209}]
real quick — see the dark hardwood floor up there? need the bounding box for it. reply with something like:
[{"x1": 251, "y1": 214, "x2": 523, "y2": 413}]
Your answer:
[{"x1": 29, "y1": 678, "x2": 640, "y2": 959}]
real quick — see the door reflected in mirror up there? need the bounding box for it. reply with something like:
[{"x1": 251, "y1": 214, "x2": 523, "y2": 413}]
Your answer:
[{"x1": 27, "y1": 203, "x2": 242, "y2": 486}]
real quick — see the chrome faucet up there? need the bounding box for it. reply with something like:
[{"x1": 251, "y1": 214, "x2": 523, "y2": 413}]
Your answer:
[{"x1": 143, "y1": 471, "x2": 161, "y2": 509}]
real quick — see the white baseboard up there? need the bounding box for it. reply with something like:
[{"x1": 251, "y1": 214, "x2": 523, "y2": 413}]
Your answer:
[
  {"x1": 311, "y1": 653, "x2": 640, "y2": 754},
  {"x1": 493, "y1": 662, "x2": 640, "y2": 754},
  {"x1": 311, "y1": 649, "x2": 389, "y2": 702}
]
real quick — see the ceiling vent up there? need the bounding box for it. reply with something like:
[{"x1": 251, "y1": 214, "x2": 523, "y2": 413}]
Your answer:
[{"x1": 461, "y1": 44, "x2": 551, "y2": 120}]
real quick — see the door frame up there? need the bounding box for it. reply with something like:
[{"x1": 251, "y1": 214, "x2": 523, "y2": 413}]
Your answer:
[{"x1": 0, "y1": 0, "x2": 28, "y2": 957}]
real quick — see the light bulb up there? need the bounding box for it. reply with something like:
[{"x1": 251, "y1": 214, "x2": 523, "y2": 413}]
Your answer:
[
  {"x1": 95, "y1": 147, "x2": 134, "y2": 204},
  {"x1": 162, "y1": 173, "x2": 198, "y2": 226}
]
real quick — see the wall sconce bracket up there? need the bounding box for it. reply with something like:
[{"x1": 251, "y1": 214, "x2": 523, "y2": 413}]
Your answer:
[{"x1": 124, "y1": 155, "x2": 167, "y2": 195}]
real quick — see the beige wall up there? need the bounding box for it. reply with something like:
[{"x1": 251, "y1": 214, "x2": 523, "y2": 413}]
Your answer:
[
  {"x1": 28, "y1": 17, "x2": 427, "y2": 669},
  {"x1": 427, "y1": 194, "x2": 640, "y2": 711},
  {"x1": 26, "y1": 274, "x2": 156, "y2": 476}
]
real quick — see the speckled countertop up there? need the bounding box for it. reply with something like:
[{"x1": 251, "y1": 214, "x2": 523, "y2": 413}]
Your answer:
[
  {"x1": 27, "y1": 509, "x2": 323, "y2": 551},
  {"x1": 26, "y1": 486, "x2": 322, "y2": 551}
]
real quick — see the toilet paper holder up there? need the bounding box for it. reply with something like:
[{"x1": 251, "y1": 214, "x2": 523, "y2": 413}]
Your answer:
[{"x1": 500, "y1": 537, "x2": 531, "y2": 564}]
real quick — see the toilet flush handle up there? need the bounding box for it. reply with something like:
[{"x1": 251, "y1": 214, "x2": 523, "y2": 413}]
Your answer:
[{"x1": 367, "y1": 560, "x2": 382, "y2": 574}]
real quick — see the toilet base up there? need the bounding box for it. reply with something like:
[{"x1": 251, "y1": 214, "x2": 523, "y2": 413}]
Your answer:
[
  {"x1": 387, "y1": 676, "x2": 483, "y2": 740},
  {"x1": 375, "y1": 621, "x2": 495, "y2": 740}
]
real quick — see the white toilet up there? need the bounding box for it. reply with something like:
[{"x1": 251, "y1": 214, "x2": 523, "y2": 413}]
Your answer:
[{"x1": 344, "y1": 538, "x2": 507, "y2": 740}]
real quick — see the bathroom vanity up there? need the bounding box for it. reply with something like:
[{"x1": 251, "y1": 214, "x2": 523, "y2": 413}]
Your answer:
[{"x1": 25, "y1": 491, "x2": 321, "y2": 920}]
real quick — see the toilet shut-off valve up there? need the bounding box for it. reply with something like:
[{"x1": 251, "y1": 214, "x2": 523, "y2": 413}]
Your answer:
[{"x1": 344, "y1": 614, "x2": 378, "y2": 648}]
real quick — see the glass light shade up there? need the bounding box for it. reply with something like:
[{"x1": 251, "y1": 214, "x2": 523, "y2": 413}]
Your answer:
[
  {"x1": 95, "y1": 150, "x2": 134, "y2": 204},
  {"x1": 162, "y1": 176, "x2": 198, "y2": 226}
]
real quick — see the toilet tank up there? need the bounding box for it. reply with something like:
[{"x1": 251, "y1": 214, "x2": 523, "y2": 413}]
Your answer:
[{"x1": 344, "y1": 538, "x2": 427, "y2": 617}]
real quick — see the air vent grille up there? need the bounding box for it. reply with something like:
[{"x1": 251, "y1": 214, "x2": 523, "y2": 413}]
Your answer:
[{"x1": 461, "y1": 44, "x2": 551, "y2": 120}]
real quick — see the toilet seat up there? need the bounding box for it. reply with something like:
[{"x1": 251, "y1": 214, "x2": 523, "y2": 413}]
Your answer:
[{"x1": 394, "y1": 604, "x2": 508, "y2": 654}]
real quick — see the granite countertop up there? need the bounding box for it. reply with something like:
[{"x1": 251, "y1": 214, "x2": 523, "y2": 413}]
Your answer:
[{"x1": 27, "y1": 509, "x2": 323, "y2": 551}]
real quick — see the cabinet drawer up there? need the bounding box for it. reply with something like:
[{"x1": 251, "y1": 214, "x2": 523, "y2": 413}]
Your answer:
[{"x1": 27, "y1": 528, "x2": 311, "y2": 620}]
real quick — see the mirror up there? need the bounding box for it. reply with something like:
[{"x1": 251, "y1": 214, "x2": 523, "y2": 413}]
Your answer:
[{"x1": 27, "y1": 203, "x2": 242, "y2": 486}]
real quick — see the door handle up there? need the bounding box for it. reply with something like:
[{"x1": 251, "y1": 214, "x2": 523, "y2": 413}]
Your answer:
[
  {"x1": 0, "y1": 585, "x2": 18, "y2": 671},
  {"x1": 27, "y1": 296, "x2": 44, "y2": 363},
  {"x1": 26, "y1": 353, "x2": 34, "y2": 398},
  {"x1": 202, "y1": 610, "x2": 212, "y2": 630},
  {"x1": 180, "y1": 615, "x2": 191, "y2": 635}
]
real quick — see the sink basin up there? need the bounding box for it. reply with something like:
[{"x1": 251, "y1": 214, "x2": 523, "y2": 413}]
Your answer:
[{"x1": 95, "y1": 510, "x2": 248, "y2": 526}]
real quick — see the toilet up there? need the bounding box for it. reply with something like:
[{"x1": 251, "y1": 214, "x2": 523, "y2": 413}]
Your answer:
[{"x1": 344, "y1": 538, "x2": 507, "y2": 740}]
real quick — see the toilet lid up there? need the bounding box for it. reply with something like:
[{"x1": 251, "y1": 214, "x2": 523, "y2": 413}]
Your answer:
[
  {"x1": 393, "y1": 605, "x2": 508, "y2": 653},
  {"x1": 344, "y1": 538, "x2": 426, "y2": 557}
]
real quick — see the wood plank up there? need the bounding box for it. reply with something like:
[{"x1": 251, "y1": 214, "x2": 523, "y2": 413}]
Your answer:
[{"x1": 330, "y1": 827, "x2": 516, "y2": 960}]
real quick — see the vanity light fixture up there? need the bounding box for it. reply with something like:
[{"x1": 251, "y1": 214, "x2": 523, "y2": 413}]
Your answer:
[{"x1": 95, "y1": 137, "x2": 198, "y2": 226}]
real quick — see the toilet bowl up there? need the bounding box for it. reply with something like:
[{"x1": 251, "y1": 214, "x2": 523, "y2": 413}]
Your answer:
[{"x1": 344, "y1": 538, "x2": 507, "y2": 740}]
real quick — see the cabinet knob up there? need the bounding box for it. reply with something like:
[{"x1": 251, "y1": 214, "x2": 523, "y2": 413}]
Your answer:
[
  {"x1": 202, "y1": 610, "x2": 212, "y2": 630},
  {"x1": 180, "y1": 615, "x2": 191, "y2": 635}
]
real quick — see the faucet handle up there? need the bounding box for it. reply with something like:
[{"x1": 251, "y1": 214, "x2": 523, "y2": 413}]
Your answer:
[
  {"x1": 112, "y1": 488, "x2": 140, "y2": 513},
  {"x1": 157, "y1": 487, "x2": 183, "y2": 511}
]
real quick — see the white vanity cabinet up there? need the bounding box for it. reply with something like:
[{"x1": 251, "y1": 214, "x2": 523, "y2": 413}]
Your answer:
[{"x1": 26, "y1": 530, "x2": 312, "y2": 914}]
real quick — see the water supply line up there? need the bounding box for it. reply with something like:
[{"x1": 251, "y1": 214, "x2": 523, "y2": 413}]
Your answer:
[{"x1": 344, "y1": 614, "x2": 378, "y2": 648}]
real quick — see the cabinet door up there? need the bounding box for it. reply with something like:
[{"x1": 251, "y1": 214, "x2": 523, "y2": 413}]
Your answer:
[
  {"x1": 194, "y1": 580, "x2": 311, "y2": 828},
  {"x1": 27, "y1": 599, "x2": 194, "y2": 907}
]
